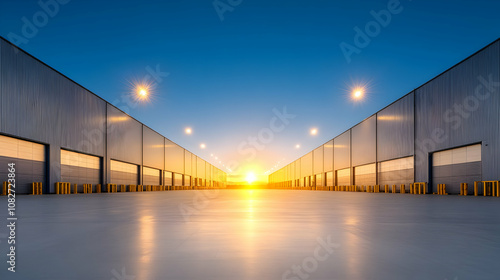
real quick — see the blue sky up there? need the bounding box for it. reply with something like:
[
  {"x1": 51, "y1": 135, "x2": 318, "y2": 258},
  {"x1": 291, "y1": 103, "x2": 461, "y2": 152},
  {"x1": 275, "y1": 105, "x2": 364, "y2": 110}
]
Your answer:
[{"x1": 1, "y1": 0, "x2": 499, "y2": 182}]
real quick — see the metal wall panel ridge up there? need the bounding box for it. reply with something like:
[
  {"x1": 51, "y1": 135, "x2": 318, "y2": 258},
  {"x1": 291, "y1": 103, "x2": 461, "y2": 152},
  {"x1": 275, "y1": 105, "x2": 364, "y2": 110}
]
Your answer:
[
  {"x1": 334, "y1": 130, "x2": 351, "y2": 170},
  {"x1": 1, "y1": 39, "x2": 106, "y2": 156},
  {"x1": 313, "y1": 146, "x2": 324, "y2": 174},
  {"x1": 165, "y1": 138, "x2": 184, "y2": 174},
  {"x1": 143, "y1": 126, "x2": 165, "y2": 170},
  {"x1": 300, "y1": 152, "x2": 313, "y2": 177},
  {"x1": 415, "y1": 40, "x2": 500, "y2": 182},
  {"x1": 197, "y1": 158, "x2": 206, "y2": 179},
  {"x1": 323, "y1": 140, "x2": 334, "y2": 172},
  {"x1": 107, "y1": 104, "x2": 142, "y2": 165},
  {"x1": 185, "y1": 151, "x2": 192, "y2": 176},
  {"x1": 377, "y1": 92, "x2": 414, "y2": 162},
  {"x1": 351, "y1": 115, "x2": 376, "y2": 166}
]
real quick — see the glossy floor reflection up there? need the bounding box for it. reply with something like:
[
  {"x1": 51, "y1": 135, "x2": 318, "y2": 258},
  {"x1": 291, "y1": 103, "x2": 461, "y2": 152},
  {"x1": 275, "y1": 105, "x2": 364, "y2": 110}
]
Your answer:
[{"x1": 1, "y1": 189, "x2": 500, "y2": 280}]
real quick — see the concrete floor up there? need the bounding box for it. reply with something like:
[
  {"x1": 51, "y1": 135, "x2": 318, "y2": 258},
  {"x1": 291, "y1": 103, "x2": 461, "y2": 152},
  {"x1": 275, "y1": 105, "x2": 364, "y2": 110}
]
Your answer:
[{"x1": 1, "y1": 189, "x2": 500, "y2": 280}]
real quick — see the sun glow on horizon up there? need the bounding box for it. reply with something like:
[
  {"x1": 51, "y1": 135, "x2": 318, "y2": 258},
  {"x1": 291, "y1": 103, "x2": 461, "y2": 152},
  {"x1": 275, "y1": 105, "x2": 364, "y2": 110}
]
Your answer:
[{"x1": 246, "y1": 172, "x2": 257, "y2": 185}]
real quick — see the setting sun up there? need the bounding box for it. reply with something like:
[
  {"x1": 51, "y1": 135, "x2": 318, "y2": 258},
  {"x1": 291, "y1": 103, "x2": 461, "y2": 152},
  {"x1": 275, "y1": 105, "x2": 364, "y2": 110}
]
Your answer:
[{"x1": 246, "y1": 172, "x2": 257, "y2": 184}]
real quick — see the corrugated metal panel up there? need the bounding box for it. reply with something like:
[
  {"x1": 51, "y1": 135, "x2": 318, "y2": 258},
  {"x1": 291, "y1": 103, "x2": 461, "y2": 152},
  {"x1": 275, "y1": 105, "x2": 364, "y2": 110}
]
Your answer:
[
  {"x1": 352, "y1": 115, "x2": 376, "y2": 166},
  {"x1": 313, "y1": 146, "x2": 324, "y2": 175},
  {"x1": 377, "y1": 92, "x2": 414, "y2": 162},
  {"x1": 191, "y1": 153, "x2": 196, "y2": 178},
  {"x1": 143, "y1": 126, "x2": 164, "y2": 170},
  {"x1": 165, "y1": 139, "x2": 184, "y2": 174},
  {"x1": 300, "y1": 152, "x2": 313, "y2": 177},
  {"x1": 323, "y1": 140, "x2": 334, "y2": 172},
  {"x1": 0, "y1": 37, "x2": 226, "y2": 190},
  {"x1": 295, "y1": 159, "x2": 300, "y2": 180},
  {"x1": 334, "y1": 130, "x2": 351, "y2": 170},
  {"x1": 415, "y1": 40, "x2": 500, "y2": 182},
  {"x1": 184, "y1": 151, "x2": 192, "y2": 176},
  {"x1": 197, "y1": 158, "x2": 206, "y2": 180},
  {"x1": 206, "y1": 164, "x2": 212, "y2": 183},
  {"x1": 107, "y1": 104, "x2": 142, "y2": 165},
  {"x1": 1, "y1": 40, "x2": 106, "y2": 157}
]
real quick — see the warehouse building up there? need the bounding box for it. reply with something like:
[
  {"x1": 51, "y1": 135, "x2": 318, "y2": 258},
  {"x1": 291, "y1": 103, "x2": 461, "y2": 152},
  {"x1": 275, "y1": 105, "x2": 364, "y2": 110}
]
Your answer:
[
  {"x1": 0, "y1": 36, "x2": 226, "y2": 194},
  {"x1": 270, "y1": 39, "x2": 500, "y2": 195}
]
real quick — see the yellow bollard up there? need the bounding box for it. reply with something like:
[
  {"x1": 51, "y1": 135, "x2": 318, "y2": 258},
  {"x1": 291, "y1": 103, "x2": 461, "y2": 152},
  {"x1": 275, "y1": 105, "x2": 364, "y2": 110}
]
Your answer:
[
  {"x1": 492, "y1": 182, "x2": 496, "y2": 197},
  {"x1": 401, "y1": 184, "x2": 405, "y2": 194},
  {"x1": 484, "y1": 182, "x2": 488, "y2": 197},
  {"x1": 474, "y1": 181, "x2": 479, "y2": 196},
  {"x1": 497, "y1": 181, "x2": 500, "y2": 198},
  {"x1": 392, "y1": 185, "x2": 396, "y2": 193},
  {"x1": 74, "y1": 184, "x2": 77, "y2": 194},
  {"x1": 2, "y1": 182, "x2": 7, "y2": 196}
]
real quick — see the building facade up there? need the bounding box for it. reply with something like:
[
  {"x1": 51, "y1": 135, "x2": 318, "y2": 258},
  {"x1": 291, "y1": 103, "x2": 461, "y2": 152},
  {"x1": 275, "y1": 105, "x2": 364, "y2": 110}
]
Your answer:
[
  {"x1": 270, "y1": 39, "x2": 500, "y2": 194},
  {"x1": 0, "y1": 37, "x2": 226, "y2": 194}
]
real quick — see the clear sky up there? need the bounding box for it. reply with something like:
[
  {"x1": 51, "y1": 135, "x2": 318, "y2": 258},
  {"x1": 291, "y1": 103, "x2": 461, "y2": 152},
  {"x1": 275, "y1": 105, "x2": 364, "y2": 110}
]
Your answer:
[{"x1": 1, "y1": 0, "x2": 499, "y2": 183}]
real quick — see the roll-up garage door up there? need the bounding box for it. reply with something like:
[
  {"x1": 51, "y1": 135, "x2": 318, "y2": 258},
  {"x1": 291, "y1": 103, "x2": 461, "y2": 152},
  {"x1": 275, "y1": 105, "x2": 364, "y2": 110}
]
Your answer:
[
  {"x1": 143, "y1": 167, "x2": 161, "y2": 186},
  {"x1": 354, "y1": 163, "x2": 376, "y2": 186},
  {"x1": 110, "y1": 160, "x2": 139, "y2": 186},
  {"x1": 0, "y1": 135, "x2": 46, "y2": 194},
  {"x1": 164, "y1": 171, "x2": 173, "y2": 187},
  {"x1": 378, "y1": 157, "x2": 414, "y2": 188},
  {"x1": 432, "y1": 144, "x2": 481, "y2": 194},
  {"x1": 184, "y1": 175, "x2": 191, "y2": 187},
  {"x1": 173, "y1": 173, "x2": 183, "y2": 187},
  {"x1": 336, "y1": 168, "x2": 350, "y2": 186},
  {"x1": 61, "y1": 150, "x2": 101, "y2": 192}
]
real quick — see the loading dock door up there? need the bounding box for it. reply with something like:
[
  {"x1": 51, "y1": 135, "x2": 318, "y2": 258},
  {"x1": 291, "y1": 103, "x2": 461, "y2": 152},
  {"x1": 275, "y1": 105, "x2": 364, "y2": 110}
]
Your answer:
[
  {"x1": 432, "y1": 144, "x2": 482, "y2": 194},
  {"x1": 61, "y1": 150, "x2": 100, "y2": 192},
  {"x1": 0, "y1": 135, "x2": 46, "y2": 194},
  {"x1": 110, "y1": 160, "x2": 139, "y2": 186}
]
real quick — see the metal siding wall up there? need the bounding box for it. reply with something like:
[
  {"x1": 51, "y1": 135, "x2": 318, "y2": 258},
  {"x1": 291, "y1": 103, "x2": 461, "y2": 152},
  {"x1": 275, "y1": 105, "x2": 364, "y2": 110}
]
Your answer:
[
  {"x1": 0, "y1": 38, "x2": 226, "y2": 190},
  {"x1": 301, "y1": 152, "x2": 313, "y2": 177},
  {"x1": 165, "y1": 139, "x2": 184, "y2": 174},
  {"x1": 197, "y1": 158, "x2": 206, "y2": 180},
  {"x1": 334, "y1": 130, "x2": 351, "y2": 170},
  {"x1": 143, "y1": 126, "x2": 164, "y2": 170},
  {"x1": 191, "y1": 153, "x2": 196, "y2": 178},
  {"x1": 377, "y1": 93, "x2": 415, "y2": 162},
  {"x1": 295, "y1": 159, "x2": 300, "y2": 180},
  {"x1": 313, "y1": 146, "x2": 324, "y2": 175},
  {"x1": 107, "y1": 104, "x2": 142, "y2": 165},
  {"x1": 415, "y1": 41, "x2": 500, "y2": 182},
  {"x1": 1, "y1": 39, "x2": 106, "y2": 157},
  {"x1": 324, "y1": 140, "x2": 334, "y2": 172},
  {"x1": 185, "y1": 151, "x2": 192, "y2": 176},
  {"x1": 351, "y1": 115, "x2": 376, "y2": 166}
]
